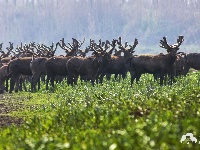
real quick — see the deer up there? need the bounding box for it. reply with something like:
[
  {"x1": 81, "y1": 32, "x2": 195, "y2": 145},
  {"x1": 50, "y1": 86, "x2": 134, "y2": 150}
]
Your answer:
[
  {"x1": 44, "y1": 38, "x2": 84, "y2": 90},
  {"x1": 0, "y1": 65, "x2": 9, "y2": 94},
  {"x1": 126, "y1": 36, "x2": 184, "y2": 86},
  {"x1": 7, "y1": 42, "x2": 42, "y2": 93},
  {"x1": 98, "y1": 38, "x2": 138, "y2": 84},
  {"x1": 30, "y1": 42, "x2": 60, "y2": 92},
  {"x1": 66, "y1": 47, "x2": 112, "y2": 86},
  {"x1": 182, "y1": 53, "x2": 200, "y2": 73}
]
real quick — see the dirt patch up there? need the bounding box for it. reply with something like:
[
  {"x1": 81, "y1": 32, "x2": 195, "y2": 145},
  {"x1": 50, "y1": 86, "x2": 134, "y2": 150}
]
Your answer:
[
  {"x1": 0, "y1": 94, "x2": 24, "y2": 127},
  {"x1": 0, "y1": 115, "x2": 23, "y2": 127}
]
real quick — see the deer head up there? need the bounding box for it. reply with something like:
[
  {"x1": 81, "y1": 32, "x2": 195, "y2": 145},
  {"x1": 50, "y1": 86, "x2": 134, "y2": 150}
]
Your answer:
[
  {"x1": 119, "y1": 38, "x2": 138, "y2": 58},
  {"x1": 160, "y1": 36, "x2": 184, "y2": 55}
]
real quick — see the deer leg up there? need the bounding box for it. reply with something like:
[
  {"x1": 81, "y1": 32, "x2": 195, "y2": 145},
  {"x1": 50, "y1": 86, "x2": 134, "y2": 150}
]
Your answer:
[
  {"x1": 80, "y1": 75, "x2": 84, "y2": 82},
  {"x1": 160, "y1": 74, "x2": 164, "y2": 86},
  {"x1": 15, "y1": 77, "x2": 20, "y2": 92},
  {"x1": 99, "y1": 73, "x2": 105, "y2": 84},
  {"x1": 19, "y1": 76, "x2": 24, "y2": 91},
  {"x1": 50, "y1": 75, "x2": 55, "y2": 88},
  {"x1": 114, "y1": 74, "x2": 118, "y2": 80},
  {"x1": 37, "y1": 77, "x2": 41, "y2": 91},
  {"x1": 41, "y1": 75, "x2": 45, "y2": 83},
  {"x1": 95, "y1": 75, "x2": 99, "y2": 84},
  {"x1": 22, "y1": 80, "x2": 27, "y2": 92},
  {"x1": 122, "y1": 73, "x2": 126, "y2": 80},
  {"x1": 0, "y1": 80, "x2": 4, "y2": 94},
  {"x1": 91, "y1": 76, "x2": 96, "y2": 86},
  {"x1": 130, "y1": 74, "x2": 136, "y2": 86},
  {"x1": 118, "y1": 74, "x2": 121, "y2": 82},
  {"x1": 5, "y1": 78, "x2": 9, "y2": 92},
  {"x1": 9, "y1": 76, "x2": 17, "y2": 93},
  {"x1": 32, "y1": 73, "x2": 40, "y2": 92},
  {"x1": 74, "y1": 75, "x2": 78, "y2": 85},
  {"x1": 136, "y1": 74, "x2": 141, "y2": 82},
  {"x1": 46, "y1": 75, "x2": 50, "y2": 90},
  {"x1": 106, "y1": 73, "x2": 111, "y2": 80},
  {"x1": 67, "y1": 75, "x2": 71, "y2": 85}
]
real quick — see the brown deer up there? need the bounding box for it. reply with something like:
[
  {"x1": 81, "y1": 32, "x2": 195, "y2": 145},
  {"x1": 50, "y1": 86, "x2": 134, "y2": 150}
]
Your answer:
[
  {"x1": 127, "y1": 36, "x2": 184, "y2": 86},
  {"x1": 66, "y1": 49, "x2": 111, "y2": 86},
  {"x1": 0, "y1": 65, "x2": 9, "y2": 93},
  {"x1": 154, "y1": 51, "x2": 188, "y2": 84},
  {"x1": 44, "y1": 38, "x2": 82, "y2": 90},
  {"x1": 7, "y1": 57, "x2": 33, "y2": 93},
  {"x1": 183, "y1": 53, "x2": 200, "y2": 72},
  {"x1": 98, "y1": 38, "x2": 138, "y2": 84},
  {"x1": 30, "y1": 42, "x2": 59, "y2": 92}
]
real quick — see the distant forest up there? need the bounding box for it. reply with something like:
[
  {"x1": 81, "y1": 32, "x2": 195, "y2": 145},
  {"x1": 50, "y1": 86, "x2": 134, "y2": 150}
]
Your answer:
[{"x1": 0, "y1": 0, "x2": 200, "y2": 54}]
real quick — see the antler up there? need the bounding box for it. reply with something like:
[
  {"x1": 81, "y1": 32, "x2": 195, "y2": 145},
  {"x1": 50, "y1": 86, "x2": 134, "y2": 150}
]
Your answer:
[
  {"x1": 117, "y1": 37, "x2": 122, "y2": 45},
  {"x1": 172, "y1": 36, "x2": 184, "y2": 49},
  {"x1": 0, "y1": 43, "x2": 3, "y2": 50},
  {"x1": 5, "y1": 42, "x2": 14, "y2": 56},
  {"x1": 60, "y1": 38, "x2": 66, "y2": 47},
  {"x1": 160, "y1": 37, "x2": 171, "y2": 49},
  {"x1": 129, "y1": 38, "x2": 138, "y2": 52}
]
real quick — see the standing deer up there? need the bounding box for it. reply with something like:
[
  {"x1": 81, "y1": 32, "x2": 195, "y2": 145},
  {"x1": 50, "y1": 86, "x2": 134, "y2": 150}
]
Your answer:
[
  {"x1": 66, "y1": 50, "x2": 111, "y2": 86},
  {"x1": 0, "y1": 65, "x2": 9, "y2": 94},
  {"x1": 7, "y1": 57, "x2": 33, "y2": 93},
  {"x1": 98, "y1": 38, "x2": 138, "y2": 84},
  {"x1": 127, "y1": 36, "x2": 184, "y2": 86},
  {"x1": 30, "y1": 42, "x2": 59, "y2": 92},
  {"x1": 183, "y1": 53, "x2": 200, "y2": 72},
  {"x1": 44, "y1": 38, "x2": 83, "y2": 90}
]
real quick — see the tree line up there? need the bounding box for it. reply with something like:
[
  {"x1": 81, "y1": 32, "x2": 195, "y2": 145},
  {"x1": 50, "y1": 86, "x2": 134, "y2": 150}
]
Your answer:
[{"x1": 0, "y1": 0, "x2": 200, "y2": 54}]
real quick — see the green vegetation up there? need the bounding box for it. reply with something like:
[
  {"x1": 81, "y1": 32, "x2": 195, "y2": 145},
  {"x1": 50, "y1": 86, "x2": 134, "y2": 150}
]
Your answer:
[{"x1": 0, "y1": 72, "x2": 200, "y2": 149}]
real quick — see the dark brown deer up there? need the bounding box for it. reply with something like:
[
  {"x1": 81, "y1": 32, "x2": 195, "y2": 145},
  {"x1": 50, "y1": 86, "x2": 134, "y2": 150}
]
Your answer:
[
  {"x1": 127, "y1": 36, "x2": 184, "y2": 86},
  {"x1": 30, "y1": 42, "x2": 59, "y2": 92},
  {"x1": 0, "y1": 42, "x2": 15, "y2": 92},
  {"x1": 66, "y1": 50, "x2": 111, "y2": 86},
  {"x1": 98, "y1": 38, "x2": 138, "y2": 84},
  {"x1": 6, "y1": 42, "x2": 40, "y2": 93},
  {"x1": 154, "y1": 52, "x2": 188, "y2": 84},
  {"x1": 183, "y1": 53, "x2": 200, "y2": 72},
  {"x1": 7, "y1": 57, "x2": 33, "y2": 93},
  {"x1": 167, "y1": 52, "x2": 188, "y2": 83},
  {"x1": 44, "y1": 38, "x2": 82, "y2": 90},
  {"x1": 0, "y1": 65, "x2": 9, "y2": 94}
]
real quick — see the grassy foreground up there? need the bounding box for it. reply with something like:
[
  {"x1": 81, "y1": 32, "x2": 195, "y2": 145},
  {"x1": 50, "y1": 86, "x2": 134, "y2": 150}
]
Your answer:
[{"x1": 0, "y1": 72, "x2": 200, "y2": 150}]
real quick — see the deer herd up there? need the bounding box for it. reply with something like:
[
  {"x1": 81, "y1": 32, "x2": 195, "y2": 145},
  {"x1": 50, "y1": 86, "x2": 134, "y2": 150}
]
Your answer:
[{"x1": 0, "y1": 36, "x2": 199, "y2": 94}]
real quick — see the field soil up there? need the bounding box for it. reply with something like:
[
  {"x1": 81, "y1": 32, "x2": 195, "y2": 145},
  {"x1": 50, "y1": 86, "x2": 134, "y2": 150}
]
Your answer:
[{"x1": 0, "y1": 94, "x2": 23, "y2": 127}]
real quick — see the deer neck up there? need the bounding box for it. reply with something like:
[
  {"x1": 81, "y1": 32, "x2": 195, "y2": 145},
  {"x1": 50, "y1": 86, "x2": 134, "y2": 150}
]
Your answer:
[
  {"x1": 124, "y1": 52, "x2": 132, "y2": 59},
  {"x1": 166, "y1": 53, "x2": 177, "y2": 66}
]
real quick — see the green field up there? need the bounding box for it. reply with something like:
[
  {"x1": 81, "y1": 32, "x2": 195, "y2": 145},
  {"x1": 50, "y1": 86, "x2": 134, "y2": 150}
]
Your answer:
[{"x1": 0, "y1": 72, "x2": 200, "y2": 150}]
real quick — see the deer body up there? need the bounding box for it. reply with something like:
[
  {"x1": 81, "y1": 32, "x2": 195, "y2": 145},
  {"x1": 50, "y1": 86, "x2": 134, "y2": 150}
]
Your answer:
[
  {"x1": 45, "y1": 56, "x2": 72, "y2": 90},
  {"x1": 127, "y1": 36, "x2": 184, "y2": 86},
  {"x1": 7, "y1": 57, "x2": 32, "y2": 93}
]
